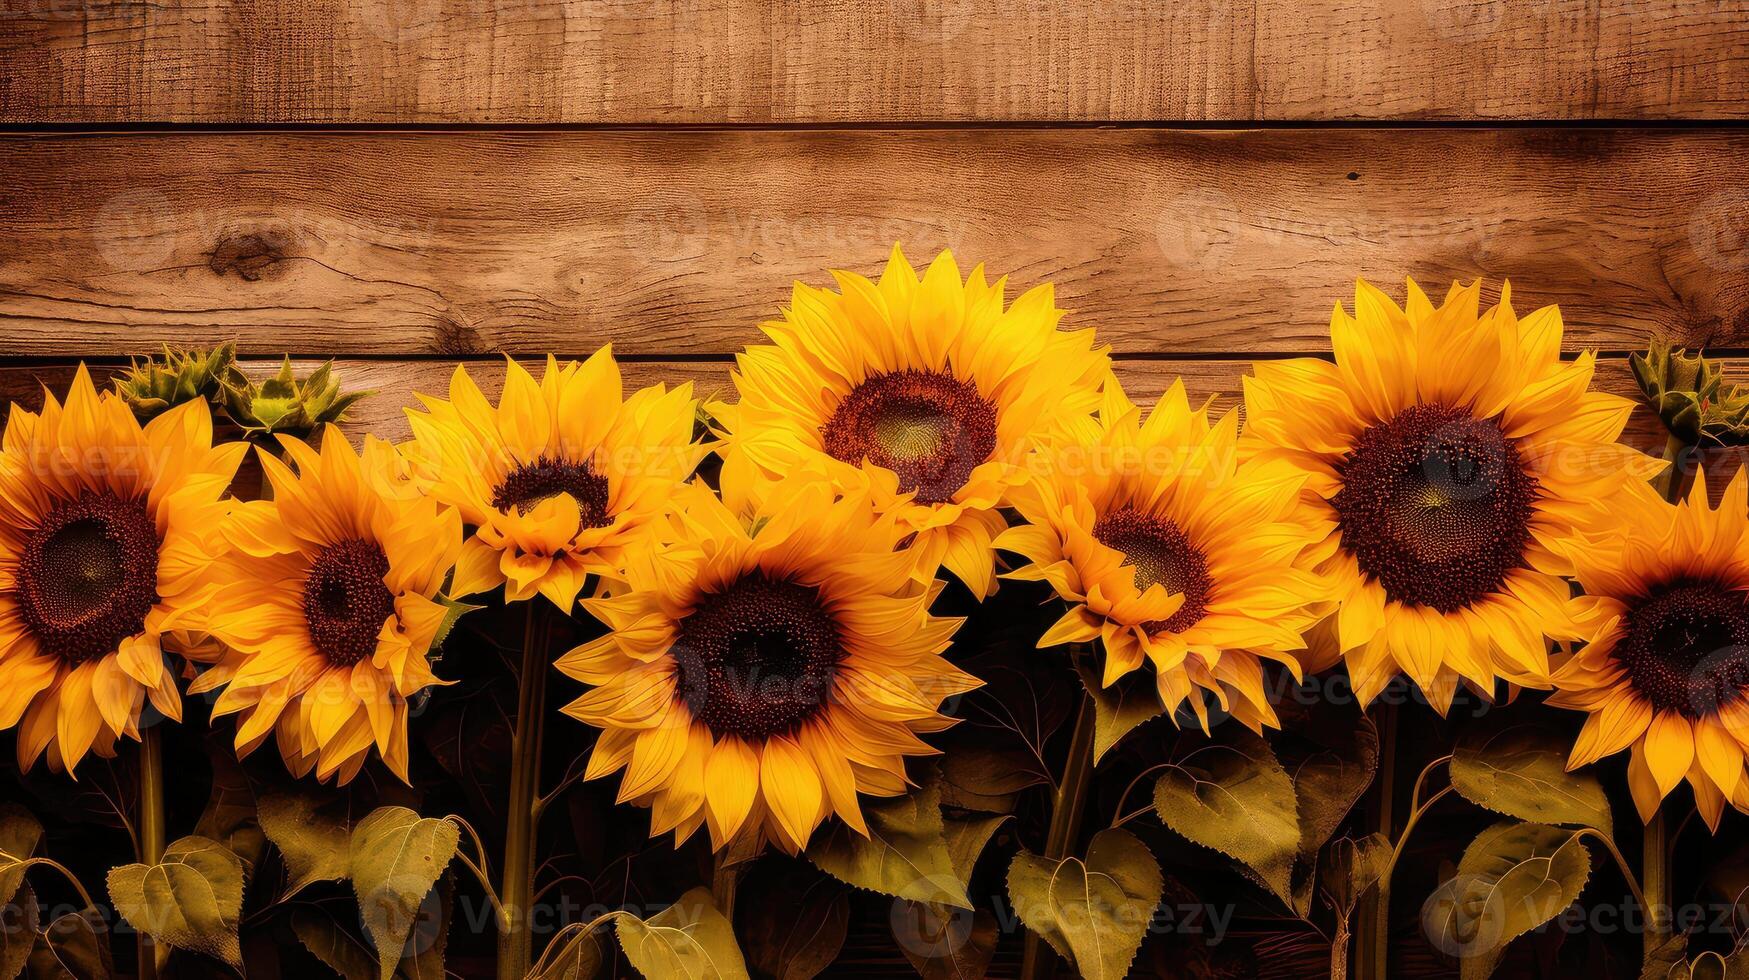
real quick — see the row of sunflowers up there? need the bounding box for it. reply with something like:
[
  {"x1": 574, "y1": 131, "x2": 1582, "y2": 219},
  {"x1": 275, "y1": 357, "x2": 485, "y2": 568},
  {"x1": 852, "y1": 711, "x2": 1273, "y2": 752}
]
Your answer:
[{"x1": 0, "y1": 246, "x2": 1744, "y2": 979}]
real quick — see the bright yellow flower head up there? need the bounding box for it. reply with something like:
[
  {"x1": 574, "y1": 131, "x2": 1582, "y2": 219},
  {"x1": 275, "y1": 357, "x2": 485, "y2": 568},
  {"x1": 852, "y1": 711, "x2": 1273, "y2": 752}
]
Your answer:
[
  {"x1": 193, "y1": 427, "x2": 462, "y2": 785},
  {"x1": 1242, "y1": 280, "x2": 1662, "y2": 714},
  {"x1": 1551, "y1": 469, "x2": 1749, "y2": 831},
  {"x1": 0, "y1": 366, "x2": 244, "y2": 773},
  {"x1": 998, "y1": 377, "x2": 1329, "y2": 732},
  {"x1": 405, "y1": 350, "x2": 703, "y2": 611},
  {"x1": 555, "y1": 474, "x2": 979, "y2": 854},
  {"x1": 715, "y1": 246, "x2": 1110, "y2": 599}
]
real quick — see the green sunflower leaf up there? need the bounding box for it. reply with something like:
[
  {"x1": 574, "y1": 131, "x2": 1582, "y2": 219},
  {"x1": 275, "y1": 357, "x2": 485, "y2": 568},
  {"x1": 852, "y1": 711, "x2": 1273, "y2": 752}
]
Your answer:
[
  {"x1": 0, "y1": 804, "x2": 44, "y2": 908},
  {"x1": 741, "y1": 865, "x2": 848, "y2": 980},
  {"x1": 348, "y1": 807, "x2": 460, "y2": 980},
  {"x1": 615, "y1": 886, "x2": 749, "y2": 980},
  {"x1": 533, "y1": 927, "x2": 605, "y2": 979},
  {"x1": 193, "y1": 735, "x2": 266, "y2": 871},
  {"x1": 27, "y1": 909, "x2": 111, "y2": 980},
  {"x1": 1151, "y1": 728, "x2": 1301, "y2": 902},
  {"x1": 893, "y1": 903, "x2": 998, "y2": 980},
  {"x1": 1075, "y1": 662, "x2": 1165, "y2": 763},
  {"x1": 290, "y1": 906, "x2": 378, "y2": 980},
  {"x1": 259, "y1": 783, "x2": 356, "y2": 893},
  {"x1": 2, "y1": 882, "x2": 38, "y2": 980},
  {"x1": 1318, "y1": 833, "x2": 1392, "y2": 917},
  {"x1": 106, "y1": 836, "x2": 245, "y2": 971},
  {"x1": 1421, "y1": 821, "x2": 1593, "y2": 980},
  {"x1": 1005, "y1": 828, "x2": 1163, "y2": 980},
  {"x1": 805, "y1": 774, "x2": 970, "y2": 909},
  {"x1": 1451, "y1": 721, "x2": 1613, "y2": 834}
]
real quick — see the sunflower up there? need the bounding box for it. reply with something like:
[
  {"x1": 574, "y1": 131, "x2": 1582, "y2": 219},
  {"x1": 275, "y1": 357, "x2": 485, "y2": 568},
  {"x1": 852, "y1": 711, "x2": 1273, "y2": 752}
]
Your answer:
[
  {"x1": 997, "y1": 377, "x2": 1329, "y2": 731},
  {"x1": 1241, "y1": 280, "x2": 1661, "y2": 713},
  {"x1": 714, "y1": 246, "x2": 1110, "y2": 599},
  {"x1": 404, "y1": 350, "x2": 703, "y2": 611},
  {"x1": 0, "y1": 366, "x2": 244, "y2": 773},
  {"x1": 1551, "y1": 469, "x2": 1749, "y2": 830},
  {"x1": 191, "y1": 427, "x2": 462, "y2": 784},
  {"x1": 555, "y1": 474, "x2": 978, "y2": 853}
]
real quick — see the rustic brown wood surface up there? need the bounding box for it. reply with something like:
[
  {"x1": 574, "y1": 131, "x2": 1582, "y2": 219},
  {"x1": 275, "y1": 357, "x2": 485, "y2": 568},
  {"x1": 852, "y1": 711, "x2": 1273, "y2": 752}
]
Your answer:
[
  {"x1": 3, "y1": 0, "x2": 1747, "y2": 123},
  {"x1": 2, "y1": 129, "x2": 1748, "y2": 358},
  {"x1": 3, "y1": 7, "x2": 1748, "y2": 978}
]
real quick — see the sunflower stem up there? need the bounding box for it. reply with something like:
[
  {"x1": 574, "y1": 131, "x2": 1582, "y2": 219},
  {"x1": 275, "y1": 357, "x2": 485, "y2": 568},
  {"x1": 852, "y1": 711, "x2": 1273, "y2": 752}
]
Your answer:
[
  {"x1": 1330, "y1": 913, "x2": 1352, "y2": 980},
  {"x1": 1642, "y1": 803, "x2": 1672, "y2": 957},
  {"x1": 1652, "y1": 431, "x2": 1688, "y2": 501},
  {"x1": 1358, "y1": 700, "x2": 1399, "y2": 980},
  {"x1": 138, "y1": 724, "x2": 167, "y2": 980},
  {"x1": 498, "y1": 601, "x2": 552, "y2": 980},
  {"x1": 1019, "y1": 685, "x2": 1096, "y2": 980},
  {"x1": 711, "y1": 849, "x2": 742, "y2": 923}
]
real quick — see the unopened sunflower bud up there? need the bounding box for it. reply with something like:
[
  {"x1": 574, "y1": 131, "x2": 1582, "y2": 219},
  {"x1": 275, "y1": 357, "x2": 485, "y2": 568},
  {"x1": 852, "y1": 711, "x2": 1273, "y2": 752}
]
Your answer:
[
  {"x1": 1630, "y1": 341, "x2": 1749, "y2": 445},
  {"x1": 113, "y1": 342, "x2": 237, "y2": 420},
  {"x1": 222, "y1": 356, "x2": 369, "y2": 437}
]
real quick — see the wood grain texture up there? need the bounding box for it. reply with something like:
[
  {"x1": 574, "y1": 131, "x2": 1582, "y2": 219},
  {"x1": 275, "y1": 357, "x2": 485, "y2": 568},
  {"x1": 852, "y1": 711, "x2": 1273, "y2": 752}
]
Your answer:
[
  {"x1": 2, "y1": 0, "x2": 1746, "y2": 123},
  {"x1": 3, "y1": 128, "x2": 1748, "y2": 358}
]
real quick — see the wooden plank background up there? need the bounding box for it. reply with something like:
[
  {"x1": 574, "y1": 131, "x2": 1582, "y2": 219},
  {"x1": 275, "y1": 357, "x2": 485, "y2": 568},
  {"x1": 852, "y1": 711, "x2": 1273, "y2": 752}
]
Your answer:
[
  {"x1": 2, "y1": 129, "x2": 1748, "y2": 357},
  {"x1": 2, "y1": 4, "x2": 1749, "y2": 977},
  {"x1": 3, "y1": 0, "x2": 1748, "y2": 122}
]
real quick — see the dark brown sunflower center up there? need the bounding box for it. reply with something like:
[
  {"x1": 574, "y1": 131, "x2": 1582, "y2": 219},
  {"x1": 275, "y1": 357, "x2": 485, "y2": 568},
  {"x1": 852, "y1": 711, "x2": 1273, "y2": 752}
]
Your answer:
[
  {"x1": 16, "y1": 492, "x2": 160, "y2": 665},
  {"x1": 491, "y1": 457, "x2": 612, "y2": 526},
  {"x1": 1332, "y1": 403, "x2": 1536, "y2": 613},
  {"x1": 1092, "y1": 507, "x2": 1212, "y2": 634},
  {"x1": 1618, "y1": 580, "x2": 1749, "y2": 718},
  {"x1": 821, "y1": 369, "x2": 998, "y2": 505},
  {"x1": 673, "y1": 573, "x2": 844, "y2": 741},
  {"x1": 303, "y1": 539, "x2": 396, "y2": 667}
]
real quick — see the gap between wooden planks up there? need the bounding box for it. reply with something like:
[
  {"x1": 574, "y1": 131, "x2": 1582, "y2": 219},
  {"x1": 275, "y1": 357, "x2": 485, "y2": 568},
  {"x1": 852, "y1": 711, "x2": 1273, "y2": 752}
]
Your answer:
[
  {"x1": 2, "y1": 0, "x2": 1745, "y2": 123},
  {"x1": 1, "y1": 128, "x2": 1746, "y2": 358}
]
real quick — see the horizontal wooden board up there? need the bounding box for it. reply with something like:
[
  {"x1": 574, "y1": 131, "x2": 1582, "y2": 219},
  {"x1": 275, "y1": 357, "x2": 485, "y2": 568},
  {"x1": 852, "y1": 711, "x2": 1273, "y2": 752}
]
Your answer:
[
  {"x1": 2, "y1": 129, "x2": 1748, "y2": 358},
  {"x1": 0, "y1": 356, "x2": 1722, "y2": 467},
  {"x1": 2, "y1": 1, "x2": 1746, "y2": 123}
]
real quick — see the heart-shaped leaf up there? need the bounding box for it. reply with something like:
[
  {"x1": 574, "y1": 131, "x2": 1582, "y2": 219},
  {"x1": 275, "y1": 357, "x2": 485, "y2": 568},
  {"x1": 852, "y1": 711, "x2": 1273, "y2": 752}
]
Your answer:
[
  {"x1": 106, "y1": 836, "x2": 245, "y2": 970},
  {"x1": 937, "y1": 747, "x2": 1047, "y2": 813},
  {"x1": 28, "y1": 909, "x2": 112, "y2": 980},
  {"x1": 1076, "y1": 663, "x2": 1164, "y2": 762},
  {"x1": 741, "y1": 866, "x2": 847, "y2": 980},
  {"x1": 1006, "y1": 828, "x2": 1163, "y2": 979},
  {"x1": 194, "y1": 735, "x2": 266, "y2": 871},
  {"x1": 893, "y1": 902, "x2": 997, "y2": 980},
  {"x1": 1152, "y1": 729, "x2": 1300, "y2": 901},
  {"x1": 259, "y1": 782, "x2": 357, "y2": 892},
  {"x1": 1279, "y1": 703, "x2": 1379, "y2": 861},
  {"x1": 942, "y1": 812, "x2": 1008, "y2": 892},
  {"x1": 291, "y1": 906, "x2": 377, "y2": 980},
  {"x1": 2, "y1": 882, "x2": 39, "y2": 980},
  {"x1": 1451, "y1": 722, "x2": 1613, "y2": 834},
  {"x1": 0, "y1": 805, "x2": 43, "y2": 909},
  {"x1": 349, "y1": 807, "x2": 460, "y2": 980},
  {"x1": 1318, "y1": 833, "x2": 1391, "y2": 916},
  {"x1": 615, "y1": 886, "x2": 748, "y2": 979},
  {"x1": 534, "y1": 926, "x2": 604, "y2": 979},
  {"x1": 1421, "y1": 821, "x2": 1593, "y2": 980},
  {"x1": 806, "y1": 775, "x2": 970, "y2": 909}
]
